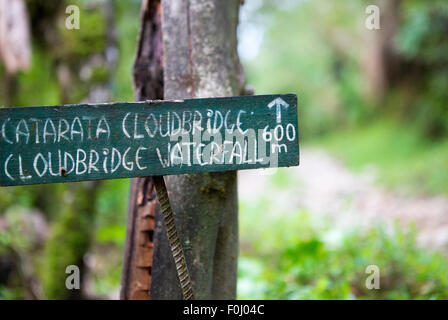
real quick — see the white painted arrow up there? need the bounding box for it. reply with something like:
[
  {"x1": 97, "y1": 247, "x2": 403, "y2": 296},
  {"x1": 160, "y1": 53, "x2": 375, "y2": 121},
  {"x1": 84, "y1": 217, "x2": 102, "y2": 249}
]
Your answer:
[{"x1": 268, "y1": 97, "x2": 289, "y2": 124}]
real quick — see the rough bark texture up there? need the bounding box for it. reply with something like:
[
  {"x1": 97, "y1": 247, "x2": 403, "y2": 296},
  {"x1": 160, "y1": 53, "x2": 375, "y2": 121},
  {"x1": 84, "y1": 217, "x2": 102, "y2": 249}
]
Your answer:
[
  {"x1": 149, "y1": 0, "x2": 244, "y2": 300},
  {"x1": 120, "y1": 0, "x2": 163, "y2": 300}
]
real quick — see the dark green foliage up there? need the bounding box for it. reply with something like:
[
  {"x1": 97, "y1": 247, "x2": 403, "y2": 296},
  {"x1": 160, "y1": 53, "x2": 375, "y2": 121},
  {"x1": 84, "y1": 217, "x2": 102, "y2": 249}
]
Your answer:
[
  {"x1": 395, "y1": 1, "x2": 448, "y2": 137},
  {"x1": 55, "y1": 6, "x2": 107, "y2": 65}
]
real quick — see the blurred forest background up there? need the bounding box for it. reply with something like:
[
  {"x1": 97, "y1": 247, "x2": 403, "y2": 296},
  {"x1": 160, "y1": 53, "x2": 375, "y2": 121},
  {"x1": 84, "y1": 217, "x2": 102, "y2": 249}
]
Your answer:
[{"x1": 1, "y1": 0, "x2": 448, "y2": 299}]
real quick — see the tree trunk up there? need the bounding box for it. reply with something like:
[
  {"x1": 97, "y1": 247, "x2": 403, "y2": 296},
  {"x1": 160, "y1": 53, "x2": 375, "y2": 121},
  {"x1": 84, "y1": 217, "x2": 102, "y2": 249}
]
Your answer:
[
  {"x1": 121, "y1": 0, "x2": 245, "y2": 300},
  {"x1": 363, "y1": 0, "x2": 402, "y2": 101},
  {"x1": 151, "y1": 0, "x2": 243, "y2": 300}
]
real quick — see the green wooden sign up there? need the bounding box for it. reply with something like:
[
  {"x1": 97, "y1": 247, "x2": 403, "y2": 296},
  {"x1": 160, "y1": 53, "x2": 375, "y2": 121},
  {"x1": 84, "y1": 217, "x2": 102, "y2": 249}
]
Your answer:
[{"x1": 0, "y1": 94, "x2": 299, "y2": 187}]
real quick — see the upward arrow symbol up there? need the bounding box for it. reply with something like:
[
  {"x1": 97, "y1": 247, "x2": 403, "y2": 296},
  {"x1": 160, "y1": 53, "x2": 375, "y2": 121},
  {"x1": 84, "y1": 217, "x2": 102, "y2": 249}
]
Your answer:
[{"x1": 268, "y1": 97, "x2": 289, "y2": 124}]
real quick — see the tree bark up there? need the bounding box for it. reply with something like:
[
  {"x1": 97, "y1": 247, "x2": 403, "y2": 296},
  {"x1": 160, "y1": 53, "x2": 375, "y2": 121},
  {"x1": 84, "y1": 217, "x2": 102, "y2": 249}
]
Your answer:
[{"x1": 150, "y1": 0, "x2": 243, "y2": 300}]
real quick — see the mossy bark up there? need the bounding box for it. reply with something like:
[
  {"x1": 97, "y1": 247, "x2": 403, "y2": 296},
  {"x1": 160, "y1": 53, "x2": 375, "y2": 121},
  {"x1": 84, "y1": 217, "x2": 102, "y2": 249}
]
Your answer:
[
  {"x1": 42, "y1": 182, "x2": 100, "y2": 299},
  {"x1": 39, "y1": 0, "x2": 117, "y2": 299}
]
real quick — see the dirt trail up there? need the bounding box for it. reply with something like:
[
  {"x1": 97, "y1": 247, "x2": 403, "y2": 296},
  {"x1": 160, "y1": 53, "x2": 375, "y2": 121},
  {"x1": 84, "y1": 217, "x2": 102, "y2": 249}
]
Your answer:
[{"x1": 238, "y1": 147, "x2": 448, "y2": 249}]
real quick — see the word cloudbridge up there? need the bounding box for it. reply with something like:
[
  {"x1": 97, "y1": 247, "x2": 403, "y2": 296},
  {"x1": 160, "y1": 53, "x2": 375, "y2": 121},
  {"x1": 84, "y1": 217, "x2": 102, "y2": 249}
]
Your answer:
[{"x1": 0, "y1": 94, "x2": 299, "y2": 187}]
